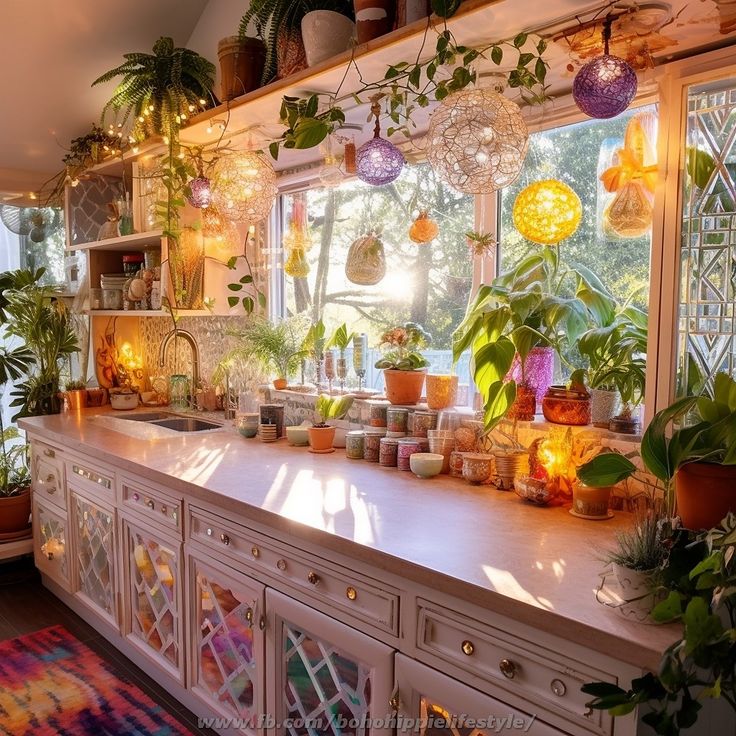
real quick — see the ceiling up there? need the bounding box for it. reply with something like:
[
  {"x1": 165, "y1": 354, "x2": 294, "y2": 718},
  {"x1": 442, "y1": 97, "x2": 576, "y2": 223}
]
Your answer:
[{"x1": 0, "y1": 0, "x2": 207, "y2": 198}]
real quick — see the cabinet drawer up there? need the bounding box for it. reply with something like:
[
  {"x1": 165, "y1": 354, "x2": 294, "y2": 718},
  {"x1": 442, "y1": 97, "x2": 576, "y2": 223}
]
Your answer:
[
  {"x1": 31, "y1": 441, "x2": 64, "y2": 510},
  {"x1": 66, "y1": 457, "x2": 114, "y2": 503},
  {"x1": 120, "y1": 475, "x2": 182, "y2": 536},
  {"x1": 417, "y1": 600, "x2": 612, "y2": 735},
  {"x1": 189, "y1": 507, "x2": 399, "y2": 636}
]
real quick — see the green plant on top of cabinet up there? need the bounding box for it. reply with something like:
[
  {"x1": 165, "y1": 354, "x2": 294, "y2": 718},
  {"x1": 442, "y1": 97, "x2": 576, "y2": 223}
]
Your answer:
[{"x1": 375, "y1": 322, "x2": 431, "y2": 405}]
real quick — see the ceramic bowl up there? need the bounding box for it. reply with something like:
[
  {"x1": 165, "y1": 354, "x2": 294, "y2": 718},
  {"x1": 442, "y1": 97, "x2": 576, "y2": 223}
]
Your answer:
[
  {"x1": 286, "y1": 425, "x2": 310, "y2": 446},
  {"x1": 462, "y1": 453, "x2": 493, "y2": 485},
  {"x1": 109, "y1": 392, "x2": 139, "y2": 411},
  {"x1": 409, "y1": 452, "x2": 444, "y2": 478}
]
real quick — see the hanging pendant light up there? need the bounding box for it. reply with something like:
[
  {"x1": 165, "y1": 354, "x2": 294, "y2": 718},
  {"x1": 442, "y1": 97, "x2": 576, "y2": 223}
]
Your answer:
[
  {"x1": 426, "y1": 86, "x2": 528, "y2": 194},
  {"x1": 409, "y1": 210, "x2": 439, "y2": 244},
  {"x1": 187, "y1": 175, "x2": 213, "y2": 209},
  {"x1": 572, "y1": 16, "x2": 638, "y2": 120},
  {"x1": 211, "y1": 150, "x2": 277, "y2": 223},
  {"x1": 356, "y1": 98, "x2": 405, "y2": 186},
  {"x1": 513, "y1": 180, "x2": 582, "y2": 245}
]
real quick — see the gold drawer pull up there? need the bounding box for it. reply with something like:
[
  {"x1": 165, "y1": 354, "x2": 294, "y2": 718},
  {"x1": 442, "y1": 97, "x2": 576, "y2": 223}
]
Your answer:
[
  {"x1": 346, "y1": 586, "x2": 357, "y2": 601},
  {"x1": 307, "y1": 571, "x2": 320, "y2": 585},
  {"x1": 245, "y1": 607, "x2": 254, "y2": 625},
  {"x1": 43, "y1": 448, "x2": 55, "y2": 458},
  {"x1": 45, "y1": 474, "x2": 56, "y2": 484},
  {"x1": 461, "y1": 640, "x2": 475, "y2": 656},
  {"x1": 550, "y1": 679, "x2": 566, "y2": 697},
  {"x1": 220, "y1": 533, "x2": 230, "y2": 546},
  {"x1": 276, "y1": 558, "x2": 287, "y2": 571},
  {"x1": 499, "y1": 658, "x2": 517, "y2": 679},
  {"x1": 146, "y1": 500, "x2": 155, "y2": 510},
  {"x1": 251, "y1": 546, "x2": 260, "y2": 559}
]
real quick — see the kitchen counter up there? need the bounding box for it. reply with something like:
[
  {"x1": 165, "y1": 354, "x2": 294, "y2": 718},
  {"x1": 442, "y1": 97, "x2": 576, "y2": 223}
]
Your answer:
[{"x1": 20, "y1": 407, "x2": 679, "y2": 671}]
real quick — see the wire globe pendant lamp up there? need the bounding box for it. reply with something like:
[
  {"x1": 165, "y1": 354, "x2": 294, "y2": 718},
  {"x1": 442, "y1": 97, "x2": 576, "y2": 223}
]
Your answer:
[
  {"x1": 425, "y1": 81, "x2": 529, "y2": 194},
  {"x1": 211, "y1": 149, "x2": 278, "y2": 223},
  {"x1": 512, "y1": 180, "x2": 582, "y2": 245},
  {"x1": 572, "y1": 16, "x2": 638, "y2": 119},
  {"x1": 356, "y1": 98, "x2": 405, "y2": 186}
]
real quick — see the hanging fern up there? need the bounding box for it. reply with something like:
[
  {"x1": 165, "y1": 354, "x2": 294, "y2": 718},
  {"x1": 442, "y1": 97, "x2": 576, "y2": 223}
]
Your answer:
[{"x1": 92, "y1": 37, "x2": 217, "y2": 139}]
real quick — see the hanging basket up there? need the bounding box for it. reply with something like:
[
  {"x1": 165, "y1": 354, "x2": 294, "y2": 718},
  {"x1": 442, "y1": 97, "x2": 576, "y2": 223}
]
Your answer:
[{"x1": 345, "y1": 233, "x2": 386, "y2": 285}]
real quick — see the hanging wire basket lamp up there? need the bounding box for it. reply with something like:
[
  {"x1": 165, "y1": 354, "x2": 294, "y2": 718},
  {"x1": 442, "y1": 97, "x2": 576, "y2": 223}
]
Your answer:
[
  {"x1": 356, "y1": 98, "x2": 405, "y2": 186},
  {"x1": 513, "y1": 180, "x2": 582, "y2": 245},
  {"x1": 572, "y1": 16, "x2": 638, "y2": 119},
  {"x1": 426, "y1": 86, "x2": 528, "y2": 194},
  {"x1": 211, "y1": 150, "x2": 277, "y2": 223}
]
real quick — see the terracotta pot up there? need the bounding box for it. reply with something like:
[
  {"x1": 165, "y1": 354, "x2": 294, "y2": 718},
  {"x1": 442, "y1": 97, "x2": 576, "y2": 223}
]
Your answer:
[
  {"x1": 308, "y1": 425, "x2": 336, "y2": 451},
  {"x1": 676, "y1": 462, "x2": 736, "y2": 530},
  {"x1": 383, "y1": 369, "x2": 426, "y2": 405},
  {"x1": 507, "y1": 385, "x2": 536, "y2": 421},
  {"x1": 276, "y1": 27, "x2": 308, "y2": 79},
  {"x1": 66, "y1": 389, "x2": 88, "y2": 411},
  {"x1": 354, "y1": 0, "x2": 395, "y2": 43},
  {"x1": 218, "y1": 35, "x2": 266, "y2": 101},
  {"x1": 0, "y1": 487, "x2": 31, "y2": 536},
  {"x1": 86, "y1": 387, "x2": 107, "y2": 407},
  {"x1": 572, "y1": 483, "x2": 612, "y2": 518},
  {"x1": 272, "y1": 378, "x2": 288, "y2": 390},
  {"x1": 301, "y1": 11, "x2": 355, "y2": 66}
]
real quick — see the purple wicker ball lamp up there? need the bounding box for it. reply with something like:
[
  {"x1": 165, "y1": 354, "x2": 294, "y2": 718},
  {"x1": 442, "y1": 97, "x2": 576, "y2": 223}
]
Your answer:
[
  {"x1": 356, "y1": 99, "x2": 405, "y2": 186},
  {"x1": 187, "y1": 175, "x2": 213, "y2": 209},
  {"x1": 572, "y1": 16, "x2": 638, "y2": 120}
]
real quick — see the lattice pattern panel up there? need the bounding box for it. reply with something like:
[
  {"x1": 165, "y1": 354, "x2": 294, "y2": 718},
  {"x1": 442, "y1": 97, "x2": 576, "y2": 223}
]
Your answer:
[
  {"x1": 74, "y1": 495, "x2": 114, "y2": 615},
  {"x1": 283, "y1": 623, "x2": 371, "y2": 736},
  {"x1": 196, "y1": 572, "x2": 257, "y2": 717},
  {"x1": 38, "y1": 505, "x2": 68, "y2": 581},
  {"x1": 129, "y1": 529, "x2": 179, "y2": 666},
  {"x1": 66, "y1": 174, "x2": 124, "y2": 246},
  {"x1": 679, "y1": 80, "x2": 736, "y2": 392}
]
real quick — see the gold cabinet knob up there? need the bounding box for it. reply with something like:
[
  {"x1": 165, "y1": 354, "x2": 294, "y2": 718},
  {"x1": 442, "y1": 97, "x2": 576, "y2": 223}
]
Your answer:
[
  {"x1": 220, "y1": 533, "x2": 230, "y2": 546},
  {"x1": 550, "y1": 678, "x2": 566, "y2": 697},
  {"x1": 146, "y1": 500, "x2": 155, "y2": 509},
  {"x1": 245, "y1": 607, "x2": 254, "y2": 624},
  {"x1": 388, "y1": 695, "x2": 399, "y2": 711},
  {"x1": 277, "y1": 558, "x2": 287, "y2": 571},
  {"x1": 461, "y1": 640, "x2": 475, "y2": 656},
  {"x1": 346, "y1": 586, "x2": 357, "y2": 601},
  {"x1": 499, "y1": 658, "x2": 517, "y2": 679},
  {"x1": 251, "y1": 546, "x2": 260, "y2": 559},
  {"x1": 43, "y1": 448, "x2": 55, "y2": 458},
  {"x1": 307, "y1": 571, "x2": 320, "y2": 585}
]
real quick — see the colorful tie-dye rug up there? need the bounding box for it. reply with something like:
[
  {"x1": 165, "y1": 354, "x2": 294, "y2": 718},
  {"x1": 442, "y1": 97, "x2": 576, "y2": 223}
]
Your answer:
[{"x1": 0, "y1": 625, "x2": 192, "y2": 735}]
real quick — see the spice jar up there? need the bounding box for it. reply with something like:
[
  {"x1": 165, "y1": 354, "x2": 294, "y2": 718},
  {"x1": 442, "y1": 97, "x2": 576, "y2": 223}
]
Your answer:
[
  {"x1": 397, "y1": 438, "x2": 421, "y2": 471},
  {"x1": 345, "y1": 430, "x2": 365, "y2": 459},
  {"x1": 379, "y1": 437, "x2": 399, "y2": 467},
  {"x1": 386, "y1": 406, "x2": 409, "y2": 435},
  {"x1": 363, "y1": 431, "x2": 383, "y2": 462}
]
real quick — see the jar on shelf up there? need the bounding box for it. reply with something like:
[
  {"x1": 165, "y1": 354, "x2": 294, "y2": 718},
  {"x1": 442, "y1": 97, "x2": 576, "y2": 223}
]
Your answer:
[
  {"x1": 541, "y1": 385, "x2": 591, "y2": 426},
  {"x1": 345, "y1": 430, "x2": 365, "y2": 459},
  {"x1": 363, "y1": 431, "x2": 383, "y2": 462},
  {"x1": 122, "y1": 253, "x2": 145, "y2": 276}
]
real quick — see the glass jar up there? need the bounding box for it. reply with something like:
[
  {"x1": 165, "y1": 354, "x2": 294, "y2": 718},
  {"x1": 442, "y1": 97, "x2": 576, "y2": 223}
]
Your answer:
[
  {"x1": 368, "y1": 401, "x2": 388, "y2": 428},
  {"x1": 169, "y1": 374, "x2": 189, "y2": 410},
  {"x1": 386, "y1": 406, "x2": 409, "y2": 434},
  {"x1": 363, "y1": 431, "x2": 382, "y2": 462}
]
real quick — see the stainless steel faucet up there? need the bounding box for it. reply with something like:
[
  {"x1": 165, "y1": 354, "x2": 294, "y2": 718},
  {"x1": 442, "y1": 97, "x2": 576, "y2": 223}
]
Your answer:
[{"x1": 159, "y1": 328, "x2": 201, "y2": 392}]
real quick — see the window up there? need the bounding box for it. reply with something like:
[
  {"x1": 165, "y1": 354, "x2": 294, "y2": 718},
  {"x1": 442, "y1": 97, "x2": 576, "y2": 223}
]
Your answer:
[{"x1": 278, "y1": 163, "x2": 475, "y2": 390}]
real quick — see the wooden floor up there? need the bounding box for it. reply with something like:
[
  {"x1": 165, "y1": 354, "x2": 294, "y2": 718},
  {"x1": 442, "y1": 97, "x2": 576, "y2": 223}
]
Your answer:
[{"x1": 0, "y1": 555, "x2": 215, "y2": 736}]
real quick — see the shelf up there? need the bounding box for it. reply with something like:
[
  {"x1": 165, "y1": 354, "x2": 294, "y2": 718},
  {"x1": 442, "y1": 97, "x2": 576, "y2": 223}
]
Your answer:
[
  {"x1": 82, "y1": 138, "x2": 166, "y2": 178},
  {"x1": 89, "y1": 309, "x2": 209, "y2": 318},
  {"x1": 71, "y1": 230, "x2": 163, "y2": 252}
]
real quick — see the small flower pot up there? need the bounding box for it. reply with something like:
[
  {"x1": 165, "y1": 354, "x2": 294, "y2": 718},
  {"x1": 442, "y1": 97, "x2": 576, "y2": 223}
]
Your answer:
[
  {"x1": 590, "y1": 388, "x2": 619, "y2": 428},
  {"x1": 301, "y1": 11, "x2": 355, "y2": 67},
  {"x1": 572, "y1": 483, "x2": 612, "y2": 519},
  {"x1": 65, "y1": 389, "x2": 88, "y2": 411},
  {"x1": 492, "y1": 450, "x2": 529, "y2": 490},
  {"x1": 218, "y1": 35, "x2": 266, "y2": 101},
  {"x1": 383, "y1": 369, "x2": 426, "y2": 405},
  {"x1": 272, "y1": 378, "x2": 288, "y2": 391},
  {"x1": 308, "y1": 425, "x2": 336, "y2": 452},
  {"x1": 425, "y1": 374, "x2": 458, "y2": 410}
]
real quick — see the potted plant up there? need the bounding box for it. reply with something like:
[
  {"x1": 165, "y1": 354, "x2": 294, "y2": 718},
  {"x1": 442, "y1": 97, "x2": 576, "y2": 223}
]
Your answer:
[
  {"x1": 217, "y1": 32, "x2": 266, "y2": 102},
  {"x1": 583, "y1": 515, "x2": 736, "y2": 735},
  {"x1": 453, "y1": 247, "x2": 615, "y2": 432},
  {"x1": 375, "y1": 322, "x2": 431, "y2": 405},
  {"x1": 64, "y1": 379, "x2": 88, "y2": 411},
  {"x1": 577, "y1": 371, "x2": 736, "y2": 531},
  {"x1": 308, "y1": 394, "x2": 352, "y2": 452},
  {"x1": 301, "y1": 0, "x2": 355, "y2": 67},
  {"x1": 234, "y1": 317, "x2": 308, "y2": 390},
  {"x1": 314, "y1": 394, "x2": 355, "y2": 448}
]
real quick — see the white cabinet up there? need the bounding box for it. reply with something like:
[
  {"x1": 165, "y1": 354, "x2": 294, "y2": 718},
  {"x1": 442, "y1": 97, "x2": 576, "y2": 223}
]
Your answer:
[
  {"x1": 187, "y1": 550, "x2": 266, "y2": 733},
  {"x1": 394, "y1": 655, "x2": 565, "y2": 736},
  {"x1": 32, "y1": 495, "x2": 71, "y2": 592},
  {"x1": 266, "y1": 589, "x2": 394, "y2": 736}
]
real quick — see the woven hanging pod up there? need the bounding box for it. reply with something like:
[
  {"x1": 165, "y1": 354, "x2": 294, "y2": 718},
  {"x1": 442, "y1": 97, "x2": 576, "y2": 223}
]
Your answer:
[{"x1": 345, "y1": 233, "x2": 386, "y2": 285}]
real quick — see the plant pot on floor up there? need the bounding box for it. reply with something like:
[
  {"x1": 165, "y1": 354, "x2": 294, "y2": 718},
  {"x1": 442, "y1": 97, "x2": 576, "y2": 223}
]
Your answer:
[
  {"x1": 676, "y1": 461, "x2": 736, "y2": 530},
  {"x1": 0, "y1": 487, "x2": 31, "y2": 537},
  {"x1": 301, "y1": 11, "x2": 355, "y2": 67},
  {"x1": 66, "y1": 389, "x2": 88, "y2": 411},
  {"x1": 308, "y1": 425, "x2": 336, "y2": 452},
  {"x1": 218, "y1": 36, "x2": 266, "y2": 100},
  {"x1": 383, "y1": 369, "x2": 426, "y2": 405},
  {"x1": 354, "y1": 0, "x2": 395, "y2": 43},
  {"x1": 590, "y1": 388, "x2": 619, "y2": 428}
]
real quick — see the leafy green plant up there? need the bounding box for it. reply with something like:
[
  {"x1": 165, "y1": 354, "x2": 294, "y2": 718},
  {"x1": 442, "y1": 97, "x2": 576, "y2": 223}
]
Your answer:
[
  {"x1": 302, "y1": 319, "x2": 327, "y2": 361},
  {"x1": 327, "y1": 323, "x2": 355, "y2": 354},
  {"x1": 583, "y1": 515, "x2": 736, "y2": 735},
  {"x1": 605, "y1": 513, "x2": 669, "y2": 572},
  {"x1": 314, "y1": 394, "x2": 354, "y2": 426},
  {"x1": 452, "y1": 247, "x2": 616, "y2": 432},
  {"x1": 64, "y1": 379, "x2": 88, "y2": 391},
  {"x1": 231, "y1": 317, "x2": 308, "y2": 381},
  {"x1": 375, "y1": 323, "x2": 431, "y2": 371},
  {"x1": 92, "y1": 37, "x2": 217, "y2": 139}
]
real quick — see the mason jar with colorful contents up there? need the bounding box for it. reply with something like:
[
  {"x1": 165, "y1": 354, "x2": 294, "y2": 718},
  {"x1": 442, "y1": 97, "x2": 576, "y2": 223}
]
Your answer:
[
  {"x1": 345, "y1": 430, "x2": 365, "y2": 459},
  {"x1": 379, "y1": 437, "x2": 399, "y2": 467},
  {"x1": 386, "y1": 406, "x2": 409, "y2": 434},
  {"x1": 363, "y1": 431, "x2": 383, "y2": 462},
  {"x1": 397, "y1": 438, "x2": 422, "y2": 471}
]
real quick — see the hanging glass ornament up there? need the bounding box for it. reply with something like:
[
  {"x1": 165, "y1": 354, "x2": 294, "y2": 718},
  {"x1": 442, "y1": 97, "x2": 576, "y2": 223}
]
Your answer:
[
  {"x1": 356, "y1": 98, "x2": 405, "y2": 186},
  {"x1": 211, "y1": 150, "x2": 277, "y2": 222},
  {"x1": 284, "y1": 247, "x2": 310, "y2": 278},
  {"x1": 282, "y1": 194, "x2": 312, "y2": 277},
  {"x1": 572, "y1": 17, "x2": 638, "y2": 120},
  {"x1": 187, "y1": 175, "x2": 213, "y2": 209},
  {"x1": 604, "y1": 182, "x2": 653, "y2": 238},
  {"x1": 345, "y1": 231, "x2": 386, "y2": 285},
  {"x1": 409, "y1": 211, "x2": 439, "y2": 244},
  {"x1": 513, "y1": 180, "x2": 582, "y2": 245},
  {"x1": 318, "y1": 138, "x2": 344, "y2": 188},
  {"x1": 426, "y1": 87, "x2": 528, "y2": 194}
]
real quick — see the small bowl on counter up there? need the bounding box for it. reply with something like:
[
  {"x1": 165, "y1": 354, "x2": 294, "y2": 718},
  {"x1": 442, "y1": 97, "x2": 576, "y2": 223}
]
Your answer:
[
  {"x1": 286, "y1": 425, "x2": 310, "y2": 446},
  {"x1": 109, "y1": 392, "x2": 139, "y2": 411},
  {"x1": 236, "y1": 413, "x2": 260, "y2": 439},
  {"x1": 462, "y1": 453, "x2": 494, "y2": 485},
  {"x1": 409, "y1": 452, "x2": 444, "y2": 479}
]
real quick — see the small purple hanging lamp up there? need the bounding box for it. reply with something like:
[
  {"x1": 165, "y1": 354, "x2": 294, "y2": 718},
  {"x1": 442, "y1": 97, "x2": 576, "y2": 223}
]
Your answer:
[
  {"x1": 356, "y1": 97, "x2": 405, "y2": 186},
  {"x1": 187, "y1": 150, "x2": 213, "y2": 209},
  {"x1": 572, "y1": 16, "x2": 638, "y2": 120}
]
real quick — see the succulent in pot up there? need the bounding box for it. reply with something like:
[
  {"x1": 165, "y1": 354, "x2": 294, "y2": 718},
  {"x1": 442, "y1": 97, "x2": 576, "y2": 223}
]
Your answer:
[
  {"x1": 308, "y1": 394, "x2": 353, "y2": 452},
  {"x1": 375, "y1": 322, "x2": 431, "y2": 405}
]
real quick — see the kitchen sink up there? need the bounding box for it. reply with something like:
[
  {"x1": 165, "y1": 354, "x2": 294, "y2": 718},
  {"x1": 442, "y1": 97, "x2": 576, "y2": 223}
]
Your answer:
[
  {"x1": 148, "y1": 417, "x2": 223, "y2": 432},
  {"x1": 117, "y1": 412, "x2": 171, "y2": 422}
]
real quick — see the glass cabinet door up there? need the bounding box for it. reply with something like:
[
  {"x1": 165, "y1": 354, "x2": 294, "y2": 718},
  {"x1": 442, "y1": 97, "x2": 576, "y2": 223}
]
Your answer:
[
  {"x1": 33, "y1": 497, "x2": 70, "y2": 591},
  {"x1": 71, "y1": 488, "x2": 117, "y2": 625},
  {"x1": 266, "y1": 589, "x2": 394, "y2": 736},
  {"x1": 123, "y1": 518, "x2": 183, "y2": 680},
  {"x1": 189, "y1": 553, "x2": 265, "y2": 731},
  {"x1": 394, "y1": 655, "x2": 563, "y2": 736}
]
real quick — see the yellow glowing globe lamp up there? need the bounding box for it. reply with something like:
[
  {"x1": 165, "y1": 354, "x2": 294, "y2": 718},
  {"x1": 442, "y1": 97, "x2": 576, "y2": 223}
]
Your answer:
[{"x1": 512, "y1": 180, "x2": 582, "y2": 245}]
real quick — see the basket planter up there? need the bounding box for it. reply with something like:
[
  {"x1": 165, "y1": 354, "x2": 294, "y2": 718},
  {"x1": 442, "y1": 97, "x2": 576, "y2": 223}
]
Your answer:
[
  {"x1": 492, "y1": 450, "x2": 530, "y2": 490},
  {"x1": 276, "y1": 27, "x2": 307, "y2": 79},
  {"x1": 383, "y1": 369, "x2": 426, "y2": 405},
  {"x1": 218, "y1": 36, "x2": 266, "y2": 101},
  {"x1": 676, "y1": 462, "x2": 736, "y2": 530},
  {"x1": 301, "y1": 11, "x2": 355, "y2": 67},
  {"x1": 0, "y1": 487, "x2": 31, "y2": 536}
]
